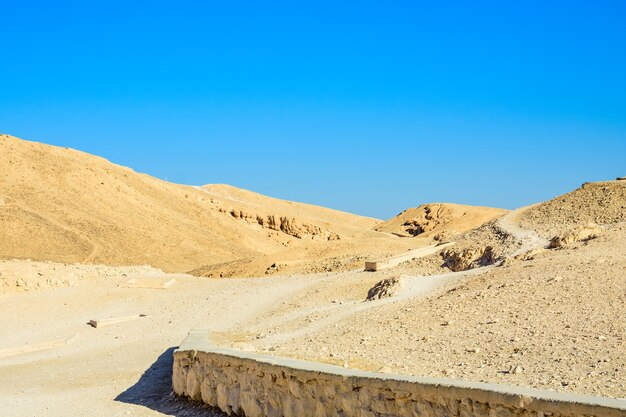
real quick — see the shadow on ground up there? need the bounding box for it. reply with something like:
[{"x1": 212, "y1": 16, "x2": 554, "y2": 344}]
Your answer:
[{"x1": 116, "y1": 347, "x2": 227, "y2": 417}]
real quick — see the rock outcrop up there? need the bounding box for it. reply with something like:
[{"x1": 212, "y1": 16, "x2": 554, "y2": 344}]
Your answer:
[
  {"x1": 228, "y1": 209, "x2": 340, "y2": 240},
  {"x1": 366, "y1": 276, "x2": 404, "y2": 300},
  {"x1": 441, "y1": 246, "x2": 495, "y2": 271},
  {"x1": 548, "y1": 223, "x2": 603, "y2": 249},
  {"x1": 375, "y1": 203, "x2": 507, "y2": 239}
]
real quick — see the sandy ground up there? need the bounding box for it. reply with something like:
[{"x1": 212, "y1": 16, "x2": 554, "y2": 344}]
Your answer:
[{"x1": 0, "y1": 269, "x2": 336, "y2": 417}]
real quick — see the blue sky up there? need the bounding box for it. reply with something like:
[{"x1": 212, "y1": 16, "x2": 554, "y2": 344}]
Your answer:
[{"x1": 1, "y1": 1, "x2": 625, "y2": 219}]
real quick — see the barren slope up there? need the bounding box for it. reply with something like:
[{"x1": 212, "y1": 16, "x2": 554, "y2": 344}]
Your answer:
[
  {"x1": 0, "y1": 134, "x2": 391, "y2": 274},
  {"x1": 519, "y1": 180, "x2": 626, "y2": 237}
]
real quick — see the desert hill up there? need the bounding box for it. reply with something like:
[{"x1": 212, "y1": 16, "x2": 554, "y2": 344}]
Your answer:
[
  {"x1": 0, "y1": 133, "x2": 517, "y2": 278},
  {"x1": 374, "y1": 203, "x2": 507, "y2": 239},
  {"x1": 392, "y1": 179, "x2": 626, "y2": 276},
  {"x1": 519, "y1": 180, "x2": 626, "y2": 237},
  {"x1": 0, "y1": 134, "x2": 392, "y2": 273}
]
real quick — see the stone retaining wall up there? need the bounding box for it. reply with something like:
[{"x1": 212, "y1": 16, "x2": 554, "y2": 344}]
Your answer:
[{"x1": 173, "y1": 330, "x2": 626, "y2": 417}]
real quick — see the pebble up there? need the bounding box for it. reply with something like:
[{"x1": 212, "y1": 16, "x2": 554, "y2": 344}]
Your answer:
[{"x1": 378, "y1": 366, "x2": 393, "y2": 374}]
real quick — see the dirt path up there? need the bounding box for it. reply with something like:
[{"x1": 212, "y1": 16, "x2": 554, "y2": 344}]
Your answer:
[{"x1": 495, "y1": 205, "x2": 549, "y2": 256}]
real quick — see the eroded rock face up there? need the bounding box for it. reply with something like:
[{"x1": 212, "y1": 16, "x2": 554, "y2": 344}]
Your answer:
[
  {"x1": 548, "y1": 223, "x2": 603, "y2": 249},
  {"x1": 229, "y1": 211, "x2": 340, "y2": 240},
  {"x1": 399, "y1": 204, "x2": 454, "y2": 236},
  {"x1": 366, "y1": 276, "x2": 404, "y2": 301},
  {"x1": 441, "y1": 246, "x2": 495, "y2": 272}
]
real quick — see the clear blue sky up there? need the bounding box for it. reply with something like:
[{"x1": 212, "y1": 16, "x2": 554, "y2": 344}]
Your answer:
[{"x1": 1, "y1": 1, "x2": 624, "y2": 219}]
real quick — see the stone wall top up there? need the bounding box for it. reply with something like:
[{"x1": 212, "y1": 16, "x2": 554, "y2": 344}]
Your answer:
[{"x1": 176, "y1": 329, "x2": 626, "y2": 417}]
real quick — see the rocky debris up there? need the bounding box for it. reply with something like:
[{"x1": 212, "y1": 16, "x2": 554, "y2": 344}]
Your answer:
[
  {"x1": 548, "y1": 223, "x2": 603, "y2": 249},
  {"x1": 304, "y1": 254, "x2": 369, "y2": 274},
  {"x1": 504, "y1": 364, "x2": 523, "y2": 374},
  {"x1": 197, "y1": 252, "x2": 372, "y2": 278},
  {"x1": 400, "y1": 253, "x2": 447, "y2": 275},
  {"x1": 441, "y1": 246, "x2": 495, "y2": 272},
  {"x1": 265, "y1": 263, "x2": 281, "y2": 275},
  {"x1": 515, "y1": 247, "x2": 546, "y2": 261},
  {"x1": 399, "y1": 218, "x2": 516, "y2": 277},
  {"x1": 366, "y1": 276, "x2": 404, "y2": 301},
  {"x1": 432, "y1": 230, "x2": 454, "y2": 243}
]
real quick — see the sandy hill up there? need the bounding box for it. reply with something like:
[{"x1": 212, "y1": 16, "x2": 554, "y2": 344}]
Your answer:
[
  {"x1": 374, "y1": 203, "x2": 508, "y2": 239},
  {"x1": 0, "y1": 134, "x2": 397, "y2": 274}
]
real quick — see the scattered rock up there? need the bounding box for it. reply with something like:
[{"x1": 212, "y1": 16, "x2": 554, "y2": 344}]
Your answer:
[
  {"x1": 366, "y1": 276, "x2": 404, "y2": 301},
  {"x1": 504, "y1": 364, "x2": 523, "y2": 374},
  {"x1": 265, "y1": 263, "x2": 281, "y2": 275},
  {"x1": 547, "y1": 275, "x2": 563, "y2": 283},
  {"x1": 515, "y1": 247, "x2": 546, "y2": 261},
  {"x1": 433, "y1": 230, "x2": 454, "y2": 243}
]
